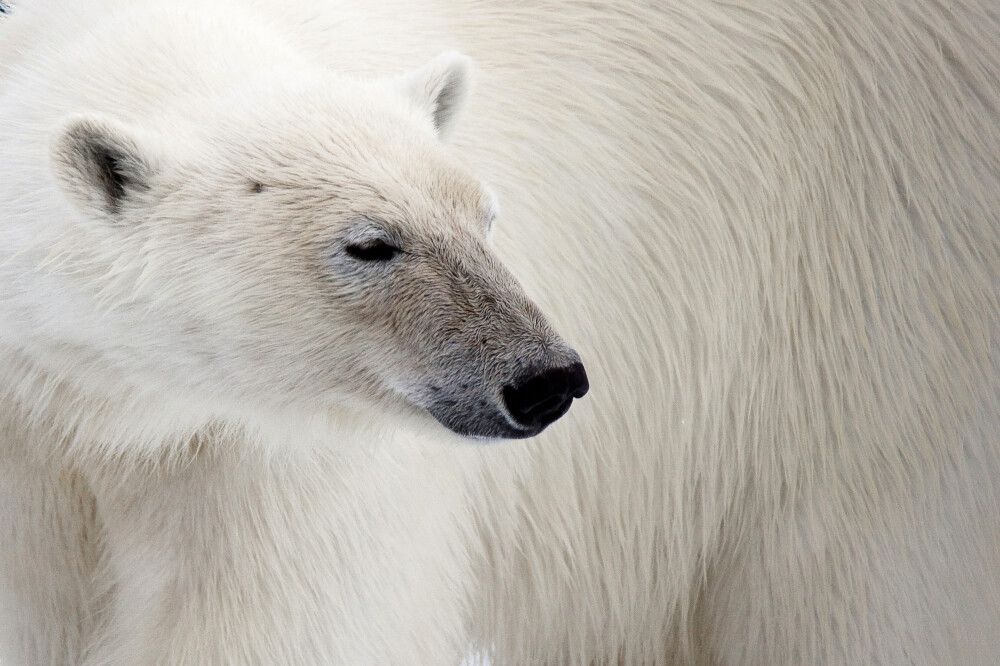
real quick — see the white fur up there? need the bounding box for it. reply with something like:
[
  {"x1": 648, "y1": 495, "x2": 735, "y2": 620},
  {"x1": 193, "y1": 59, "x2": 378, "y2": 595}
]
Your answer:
[
  {"x1": 2, "y1": 1, "x2": 999, "y2": 664},
  {"x1": 0, "y1": 1, "x2": 488, "y2": 663}
]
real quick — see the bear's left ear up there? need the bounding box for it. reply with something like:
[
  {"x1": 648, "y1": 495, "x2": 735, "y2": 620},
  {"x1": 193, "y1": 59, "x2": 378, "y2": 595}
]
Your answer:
[{"x1": 396, "y1": 51, "x2": 473, "y2": 140}]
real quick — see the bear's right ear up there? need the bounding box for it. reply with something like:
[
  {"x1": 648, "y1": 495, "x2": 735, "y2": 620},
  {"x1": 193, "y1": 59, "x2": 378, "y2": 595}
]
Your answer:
[{"x1": 51, "y1": 115, "x2": 160, "y2": 218}]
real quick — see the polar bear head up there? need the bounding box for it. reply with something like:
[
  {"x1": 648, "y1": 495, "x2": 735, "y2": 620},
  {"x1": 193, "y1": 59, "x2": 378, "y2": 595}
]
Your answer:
[{"x1": 42, "y1": 52, "x2": 587, "y2": 440}]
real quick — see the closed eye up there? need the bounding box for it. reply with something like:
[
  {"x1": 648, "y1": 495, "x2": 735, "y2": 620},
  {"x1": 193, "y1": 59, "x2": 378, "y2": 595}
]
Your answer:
[{"x1": 345, "y1": 240, "x2": 401, "y2": 262}]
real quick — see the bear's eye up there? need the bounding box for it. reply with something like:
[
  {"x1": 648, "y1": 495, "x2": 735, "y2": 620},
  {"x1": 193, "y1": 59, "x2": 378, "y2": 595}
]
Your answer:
[{"x1": 345, "y1": 240, "x2": 401, "y2": 262}]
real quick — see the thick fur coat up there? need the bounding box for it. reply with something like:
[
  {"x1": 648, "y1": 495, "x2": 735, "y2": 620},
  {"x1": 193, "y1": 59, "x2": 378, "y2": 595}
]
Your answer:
[{"x1": 2, "y1": 1, "x2": 998, "y2": 664}]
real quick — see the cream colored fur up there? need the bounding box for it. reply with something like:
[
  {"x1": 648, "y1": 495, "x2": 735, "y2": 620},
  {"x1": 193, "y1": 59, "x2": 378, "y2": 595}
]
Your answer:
[{"x1": 2, "y1": 1, "x2": 999, "y2": 664}]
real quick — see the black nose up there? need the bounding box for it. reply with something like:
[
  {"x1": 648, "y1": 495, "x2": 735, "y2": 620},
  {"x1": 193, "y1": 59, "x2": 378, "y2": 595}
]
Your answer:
[{"x1": 503, "y1": 362, "x2": 589, "y2": 429}]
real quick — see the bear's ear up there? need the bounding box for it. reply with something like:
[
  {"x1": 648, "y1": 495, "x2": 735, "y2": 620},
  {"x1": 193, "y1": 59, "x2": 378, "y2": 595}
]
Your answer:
[
  {"x1": 51, "y1": 115, "x2": 160, "y2": 217},
  {"x1": 396, "y1": 51, "x2": 473, "y2": 140}
]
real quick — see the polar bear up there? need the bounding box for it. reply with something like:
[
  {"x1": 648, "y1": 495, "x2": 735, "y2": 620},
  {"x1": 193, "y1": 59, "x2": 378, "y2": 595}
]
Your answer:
[
  {"x1": 0, "y1": 1, "x2": 589, "y2": 663},
  {"x1": 3, "y1": 0, "x2": 1000, "y2": 665}
]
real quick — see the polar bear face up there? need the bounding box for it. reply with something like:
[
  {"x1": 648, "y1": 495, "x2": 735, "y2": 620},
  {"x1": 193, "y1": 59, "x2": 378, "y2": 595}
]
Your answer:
[{"x1": 45, "y1": 53, "x2": 587, "y2": 440}]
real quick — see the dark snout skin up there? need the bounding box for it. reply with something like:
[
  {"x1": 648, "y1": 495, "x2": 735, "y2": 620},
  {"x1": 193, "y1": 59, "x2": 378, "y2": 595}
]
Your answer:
[{"x1": 426, "y1": 352, "x2": 589, "y2": 440}]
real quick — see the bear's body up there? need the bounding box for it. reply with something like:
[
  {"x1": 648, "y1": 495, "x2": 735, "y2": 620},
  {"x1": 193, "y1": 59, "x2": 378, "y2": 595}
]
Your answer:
[{"x1": 2, "y1": 1, "x2": 999, "y2": 664}]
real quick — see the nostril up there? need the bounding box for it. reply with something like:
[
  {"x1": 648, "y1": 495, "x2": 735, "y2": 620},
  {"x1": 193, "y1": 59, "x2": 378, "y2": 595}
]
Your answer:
[{"x1": 503, "y1": 362, "x2": 589, "y2": 429}]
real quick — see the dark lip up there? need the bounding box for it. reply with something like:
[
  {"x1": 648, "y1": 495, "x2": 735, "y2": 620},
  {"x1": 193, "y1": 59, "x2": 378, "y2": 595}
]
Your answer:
[
  {"x1": 424, "y1": 403, "x2": 526, "y2": 440},
  {"x1": 426, "y1": 404, "x2": 564, "y2": 441}
]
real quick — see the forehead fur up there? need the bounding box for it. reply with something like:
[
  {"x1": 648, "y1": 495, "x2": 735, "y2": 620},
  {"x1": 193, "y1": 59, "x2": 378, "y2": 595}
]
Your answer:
[{"x1": 183, "y1": 80, "x2": 492, "y2": 231}]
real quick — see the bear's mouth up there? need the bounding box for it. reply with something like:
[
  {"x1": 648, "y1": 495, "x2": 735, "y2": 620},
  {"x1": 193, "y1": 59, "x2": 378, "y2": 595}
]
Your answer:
[
  {"x1": 415, "y1": 362, "x2": 589, "y2": 441},
  {"x1": 425, "y1": 400, "x2": 542, "y2": 440},
  {"x1": 424, "y1": 389, "x2": 586, "y2": 440}
]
